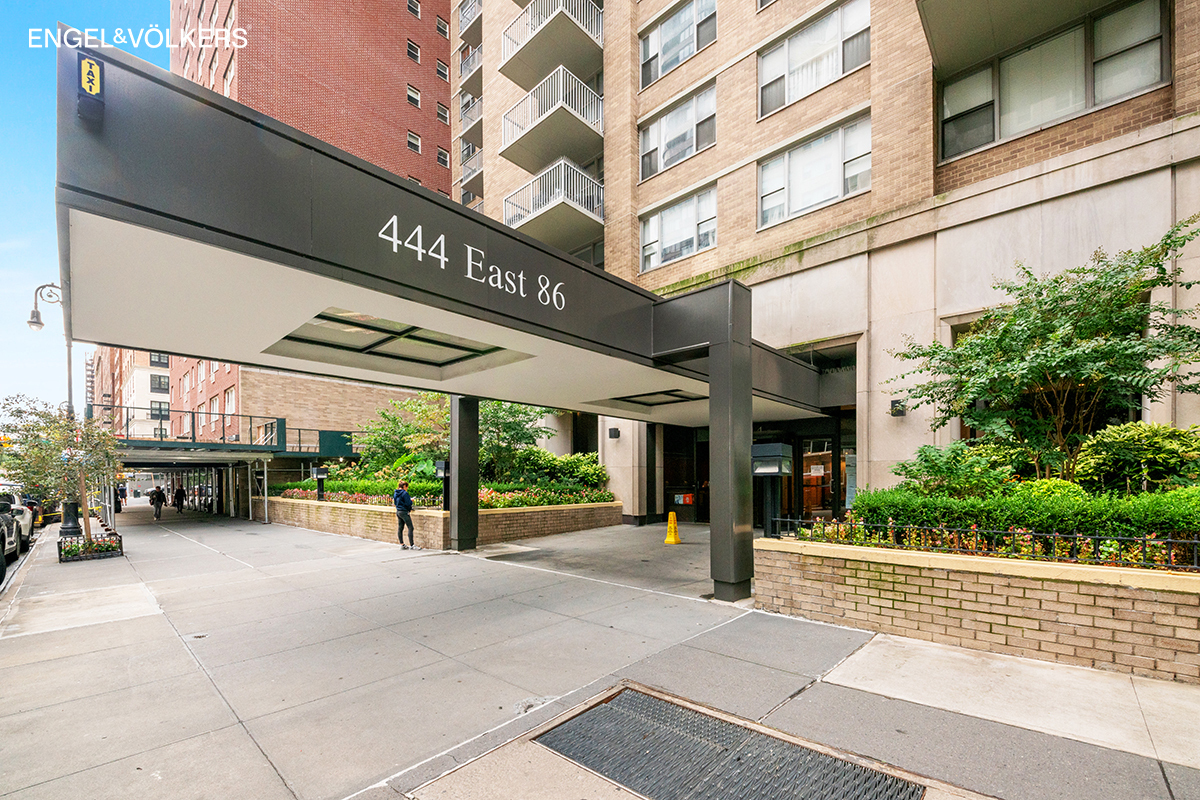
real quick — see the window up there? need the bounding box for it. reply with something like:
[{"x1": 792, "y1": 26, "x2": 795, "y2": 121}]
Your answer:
[
  {"x1": 181, "y1": 371, "x2": 190, "y2": 396},
  {"x1": 211, "y1": 360, "x2": 219, "y2": 375},
  {"x1": 640, "y1": 0, "x2": 716, "y2": 88},
  {"x1": 153, "y1": 427, "x2": 167, "y2": 438},
  {"x1": 758, "y1": 115, "x2": 870, "y2": 227},
  {"x1": 641, "y1": 187, "x2": 717, "y2": 272},
  {"x1": 149, "y1": 352, "x2": 170, "y2": 367},
  {"x1": 437, "y1": 102, "x2": 449, "y2": 124},
  {"x1": 209, "y1": 397, "x2": 219, "y2": 427},
  {"x1": 572, "y1": 240, "x2": 605, "y2": 270},
  {"x1": 408, "y1": 0, "x2": 420, "y2": 16},
  {"x1": 407, "y1": 40, "x2": 420, "y2": 62},
  {"x1": 198, "y1": 0, "x2": 205, "y2": 19},
  {"x1": 408, "y1": 131, "x2": 421, "y2": 153},
  {"x1": 640, "y1": 85, "x2": 715, "y2": 179},
  {"x1": 408, "y1": 176, "x2": 422, "y2": 184},
  {"x1": 437, "y1": 16, "x2": 449, "y2": 38},
  {"x1": 759, "y1": 0, "x2": 869, "y2": 117},
  {"x1": 408, "y1": 85, "x2": 421, "y2": 107},
  {"x1": 150, "y1": 401, "x2": 170, "y2": 421},
  {"x1": 151, "y1": 375, "x2": 170, "y2": 393},
  {"x1": 940, "y1": 0, "x2": 1165, "y2": 159},
  {"x1": 224, "y1": 387, "x2": 235, "y2": 414},
  {"x1": 223, "y1": 57, "x2": 235, "y2": 97},
  {"x1": 183, "y1": 51, "x2": 190, "y2": 78},
  {"x1": 436, "y1": 60, "x2": 449, "y2": 81},
  {"x1": 182, "y1": 414, "x2": 191, "y2": 434},
  {"x1": 211, "y1": 2, "x2": 219, "y2": 28},
  {"x1": 226, "y1": 0, "x2": 235, "y2": 28},
  {"x1": 437, "y1": 147, "x2": 450, "y2": 167},
  {"x1": 209, "y1": 50, "x2": 218, "y2": 87},
  {"x1": 439, "y1": 189, "x2": 451, "y2": 198},
  {"x1": 198, "y1": 361, "x2": 206, "y2": 383}
]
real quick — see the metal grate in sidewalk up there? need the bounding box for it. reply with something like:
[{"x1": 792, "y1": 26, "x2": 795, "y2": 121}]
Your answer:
[{"x1": 537, "y1": 690, "x2": 925, "y2": 800}]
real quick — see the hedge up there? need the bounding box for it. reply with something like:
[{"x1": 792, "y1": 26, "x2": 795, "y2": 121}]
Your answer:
[
  {"x1": 277, "y1": 485, "x2": 615, "y2": 508},
  {"x1": 851, "y1": 485, "x2": 1200, "y2": 540}
]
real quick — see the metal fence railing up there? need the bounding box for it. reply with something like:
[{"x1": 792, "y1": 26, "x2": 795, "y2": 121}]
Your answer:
[
  {"x1": 460, "y1": 46, "x2": 483, "y2": 79},
  {"x1": 503, "y1": 65, "x2": 602, "y2": 146},
  {"x1": 458, "y1": 0, "x2": 482, "y2": 35},
  {"x1": 770, "y1": 518, "x2": 1200, "y2": 572},
  {"x1": 501, "y1": 0, "x2": 603, "y2": 63},
  {"x1": 461, "y1": 96, "x2": 483, "y2": 129},
  {"x1": 462, "y1": 149, "x2": 483, "y2": 184},
  {"x1": 88, "y1": 403, "x2": 283, "y2": 448},
  {"x1": 503, "y1": 157, "x2": 604, "y2": 228}
]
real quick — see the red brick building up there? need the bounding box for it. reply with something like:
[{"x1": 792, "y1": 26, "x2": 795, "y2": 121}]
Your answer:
[{"x1": 170, "y1": 0, "x2": 453, "y2": 193}]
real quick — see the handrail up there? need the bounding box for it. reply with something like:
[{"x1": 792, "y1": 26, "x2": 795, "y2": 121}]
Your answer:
[
  {"x1": 87, "y1": 403, "x2": 281, "y2": 448},
  {"x1": 458, "y1": 0, "x2": 482, "y2": 35},
  {"x1": 503, "y1": 65, "x2": 602, "y2": 146},
  {"x1": 460, "y1": 47, "x2": 483, "y2": 79},
  {"x1": 461, "y1": 96, "x2": 483, "y2": 129},
  {"x1": 501, "y1": 0, "x2": 602, "y2": 63},
  {"x1": 503, "y1": 158, "x2": 603, "y2": 228},
  {"x1": 462, "y1": 149, "x2": 483, "y2": 183}
]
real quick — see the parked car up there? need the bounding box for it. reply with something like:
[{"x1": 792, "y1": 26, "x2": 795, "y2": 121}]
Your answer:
[
  {"x1": 0, "y1": 486, "x2": 33, "y2": 553},
  {"x1": 0, "y1": 501, "x2": 17, "y2": 582}
]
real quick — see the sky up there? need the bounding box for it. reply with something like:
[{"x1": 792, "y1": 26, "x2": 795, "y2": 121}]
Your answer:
[{"x1": 1, "y1": 1, "x2": 169, "y2": 409}]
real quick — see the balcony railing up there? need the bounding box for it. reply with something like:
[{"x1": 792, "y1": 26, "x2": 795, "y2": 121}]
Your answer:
[
  {"x1": 503, "y1": 158, "x2": 603, "y2": 228},
  {"x1": 460, "y1": 47, "x2": 483, "y2": 79},
  {"x1": 461, "y1": 96, "x2": 483, "y2": 129},
  {"x1": 458, "y1": 0, "x2": 482, "y2": 37},
  {"x1": 462, "y1": 149, "x2": 483, "y2": 185},
  {"x1": 503, "y1": 66, "x2": 602, "y2": 147},
  {"x1": 86, "y1": 403, "x2": 281, "y2": 448},
  {"x1": 501, "y1": 0, "x2": 603, "y2": 64}
]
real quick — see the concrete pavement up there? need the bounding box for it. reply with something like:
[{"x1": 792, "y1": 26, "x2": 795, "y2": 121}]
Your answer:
[{"x1": 0, "y1": 504, "x2": 1197, "y2": 799}]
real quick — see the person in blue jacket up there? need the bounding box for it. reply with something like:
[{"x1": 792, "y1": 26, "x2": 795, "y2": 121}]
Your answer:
[{"x1": 393, "y1": 480, "x2": 418, "y2": 550}]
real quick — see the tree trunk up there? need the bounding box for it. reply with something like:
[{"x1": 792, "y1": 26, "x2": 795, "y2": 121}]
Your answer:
[{"x1": 78, "y1": 468, "x2": 93, "y2": 545}]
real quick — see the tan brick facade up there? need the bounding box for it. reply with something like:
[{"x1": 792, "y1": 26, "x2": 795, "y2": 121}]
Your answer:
[
  {"x1": 238, "y1": 367, "x2": 418, "y2": 433},
  {"x1": 755, "y1": 539, "x2": 1200, "y2": 684},
  {"x1": 252, "y1": 496, "x2": 624, "y2": 548}
]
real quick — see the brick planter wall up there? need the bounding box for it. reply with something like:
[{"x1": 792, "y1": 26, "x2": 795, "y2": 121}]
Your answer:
[
  {"x1": 754, "y1": 539, "x2": 1200, "y2": 684},
  {"x1": 251, "y1": 497, "x2": 623, "y2": 550}
]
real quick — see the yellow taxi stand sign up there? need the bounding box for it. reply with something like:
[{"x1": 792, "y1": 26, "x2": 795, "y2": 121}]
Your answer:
[{"x1": 664, "y1": 511, "x2": 681, "y2": 545}]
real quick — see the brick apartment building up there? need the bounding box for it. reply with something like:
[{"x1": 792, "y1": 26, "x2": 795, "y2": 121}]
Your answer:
[
  {"x1": 83, "y1": 1, "x2": 464, "y2": 453},
  {"x1": 449, "y1": 0, "x2": 1200, "y2": 522},
  {"x1": 170, "y1": 0, "x2": 453, "y2": 192},
  {"x1": 90, "y1": 347, "x2": 173, "y2": 438}
]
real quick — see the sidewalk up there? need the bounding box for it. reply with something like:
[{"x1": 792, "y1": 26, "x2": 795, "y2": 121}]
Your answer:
[{"x1": 0, "y1": 512, "x2": 1196, "y2": 800}]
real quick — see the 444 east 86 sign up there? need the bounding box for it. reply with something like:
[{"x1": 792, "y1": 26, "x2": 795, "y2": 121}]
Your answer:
[{"x1": 378, "y1": 217, "x2": 567, "y2": 311}]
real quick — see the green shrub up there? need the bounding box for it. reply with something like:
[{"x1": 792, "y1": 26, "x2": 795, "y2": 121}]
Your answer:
[
  {"x1": 1076, "y1": 422, "x2": 1200, "y2": 494},
  {"x1": 851, "y1": 484, "x2": 1200, "y2": 541},
  {"x1": 511, "y1": 449, "x2": 608, "y2": 487},
  {"x1": 891, "y1": 441, "x2": 1013, "y2": 499}
]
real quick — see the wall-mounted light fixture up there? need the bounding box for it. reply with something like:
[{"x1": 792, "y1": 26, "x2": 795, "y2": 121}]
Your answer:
[
  {"x1": 890, "y1": 400, "x2": 906, "y2": 417},
  {"x1": 608, "y1": 427, "x2": 621, "y2": 439}
]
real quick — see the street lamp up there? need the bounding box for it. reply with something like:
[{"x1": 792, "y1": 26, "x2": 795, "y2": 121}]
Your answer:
[{"x1": 28, "y1": 283, "x2": 82, "y2": 535}]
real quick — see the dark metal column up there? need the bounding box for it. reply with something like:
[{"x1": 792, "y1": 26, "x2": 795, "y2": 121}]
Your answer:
[
  {"x1": 708, "y1": 284, "x2": 754, "y2": 601},
  {"x1": 450, "y1": 395, "x2": 479, "y2": 551}
]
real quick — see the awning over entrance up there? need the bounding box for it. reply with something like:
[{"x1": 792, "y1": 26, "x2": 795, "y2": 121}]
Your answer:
[
  {"x1": 56, "y1": 40, "x2": 822, "y2": 429},
  {"x1": 55, "y1": 34, "x2": 826, "y2": 600}
]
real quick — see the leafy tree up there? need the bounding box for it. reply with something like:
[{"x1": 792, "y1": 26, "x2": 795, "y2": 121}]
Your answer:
[
  {"x1": 890, "y1": 216, "x2": 1200, "y2": 480},
  {"x1": 0, "y1": 395, "x2": 121, "y2": 540},
  {"x1": 355, "y1": 392, "x2": 558, "y2": 480}
]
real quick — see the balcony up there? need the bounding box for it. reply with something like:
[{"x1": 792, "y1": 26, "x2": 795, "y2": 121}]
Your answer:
[
  {"x1": 462, "y1": 149, "x2": 484, "y2": 197},
  {"x1": 503, "y1": 158, "x2": 603, "y2": 252},
  {"x1": 501, "y1": 66, "x2": 603, "y2": 174},
  {"x1": 499, "y1": 0, "x2": 603, "y2": 91},
  {"x1": 458, "y1": 0, "x2": 482, "y2": 48},
  {"x1": 461, "y1": 97, "x2": 483, "y2": 148},
  {"x1": 460, "y1": 46, "x2": 483, "y2": 98}
]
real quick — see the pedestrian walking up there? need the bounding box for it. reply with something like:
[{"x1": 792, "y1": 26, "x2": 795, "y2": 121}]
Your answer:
[
  {"x1": 150, "y1": 486, "x2": 166, "y2": 520},
  {"x1": 393, "y1": 480, "x2": 418, "y2": 550},
  {"x1": 173, "y1": 486, "x2": 186, "y2": 514}
]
